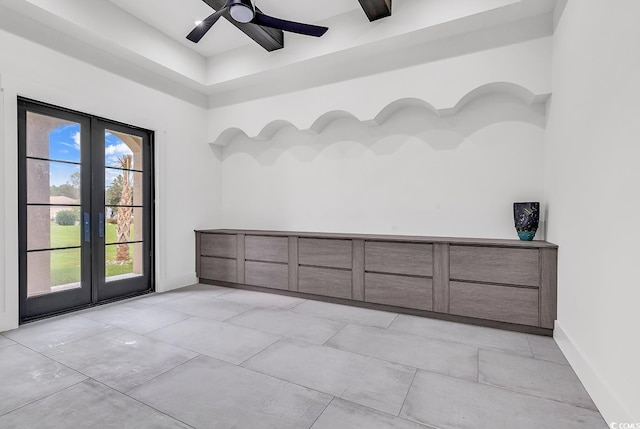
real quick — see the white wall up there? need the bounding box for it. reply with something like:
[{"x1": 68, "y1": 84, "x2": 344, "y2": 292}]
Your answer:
[
  {"x1": 222, "y1": 93, "x2": 546, "y2": 239},
  {"x1": 546, "y1": 0, "x2": 640, "y2": 423},
  {"x1": 214, "y1": 38, "x2": 551, "y2": 239},
  {"x1": 0, "y1": 29, "x2": 221, "y2": 332}
]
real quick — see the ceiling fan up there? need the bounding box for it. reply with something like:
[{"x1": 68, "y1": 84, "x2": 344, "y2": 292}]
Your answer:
[{"x1": 187, "y1": 0, "x2": 329, "y2": 43}]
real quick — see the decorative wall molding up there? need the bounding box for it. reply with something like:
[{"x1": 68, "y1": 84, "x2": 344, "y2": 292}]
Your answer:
[{"x1": 210, "y1": 82, "x2": 550, "y2": 147}]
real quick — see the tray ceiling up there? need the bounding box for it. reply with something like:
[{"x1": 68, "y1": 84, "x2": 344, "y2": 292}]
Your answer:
[{"x1": 0, "y1": 0, "x2": 558, "y2": 107}]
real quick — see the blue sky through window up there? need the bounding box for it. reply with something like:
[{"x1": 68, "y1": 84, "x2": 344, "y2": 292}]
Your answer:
[{"x1": 47, "y1": 126, "x2": 131, "y2": 187}]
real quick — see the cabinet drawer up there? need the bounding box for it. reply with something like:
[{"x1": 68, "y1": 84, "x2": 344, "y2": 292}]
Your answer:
[
  {"x1": 365, "y1": 273, "x2": 432, "y2": 311},
  {"x1": 200, "y1": 256, "x2": 237, "y2": 283},
  {"x1": 299, "y1": 266, "x2": 352, "y2": 299},
  {"x1": 245, "y1": 236, "x2": 288, "y2": 263},
  {"x1": 245, "y1": 261, "x2": 288, "y2": 290},
  {"x1": 299, "y1": 239, "x2": 352, "y2": 269},
  {"x1": 201, "y1": 234, "x2": 237, "y2": 259},
  {"x1": 449, "y1": 281, "x2": 539, "y2": 326},
  {"x1": 450, "y1": 246, "x2": 539, "y2": 287},
  {"x1": 365, "y1": 241, "x2": 433, "y2": 276}
]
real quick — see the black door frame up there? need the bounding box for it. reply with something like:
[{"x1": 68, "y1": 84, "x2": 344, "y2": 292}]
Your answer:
[{"x1": 17, "y1": 97, "x2": 155, "y2": 323}]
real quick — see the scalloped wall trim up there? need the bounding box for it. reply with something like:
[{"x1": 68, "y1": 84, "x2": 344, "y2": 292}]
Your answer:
[{"x1": 210, "y1": 82, "x2": 550, "y2": 147}]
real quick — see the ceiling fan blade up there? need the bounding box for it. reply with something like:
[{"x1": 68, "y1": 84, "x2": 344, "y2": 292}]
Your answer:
[
  {"x1": 252, "y1": 12, "x2": 328, "y2": 37},
  {"x1": 187, "y1": 7, "x2": 228, "y2": 43}
]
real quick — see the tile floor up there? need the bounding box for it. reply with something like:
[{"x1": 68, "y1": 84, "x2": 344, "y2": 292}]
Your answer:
[{"x1": 0, "y1": 284, "x2": 608, "y2": 428}]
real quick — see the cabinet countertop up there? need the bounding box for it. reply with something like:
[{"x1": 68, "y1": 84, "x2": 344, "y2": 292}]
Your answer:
[{"x1": 195, "y1": 229, "x2": 558, "y2": 249}]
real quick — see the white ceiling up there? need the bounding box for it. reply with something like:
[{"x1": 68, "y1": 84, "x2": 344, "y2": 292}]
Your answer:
[
  {"x1": 0, "y1": 0, "x2": 559, "y2": 108},
  {"x1": 108, "y1": 0, "x2": 361, "y2": 57}
]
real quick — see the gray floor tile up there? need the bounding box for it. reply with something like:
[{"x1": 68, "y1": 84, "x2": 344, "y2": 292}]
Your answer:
[
  {"x1": 389, "y1": 315, "x2": 533, "y2": 357},
  {"x1": 228, "y1": 308, "x2": 346, "y2": 344},
  {"x1": 0, "y1": 335, "x2": 16, "y2": 349},
  {"x1": 0, "y1": 379, "x2": 190, "y2": 428},
  {"x1": 43, "y1": 329, "x2": 198, "y2": 392},
  {"x1": 4, "y1": 315, "x2": 113, "y2": 352},
  {"x1": 157, "y1": 294, "x2": 255, "y2": 321},
  {"x1": 400, "y1": 371, "x2": 607, "y2": 429},
  {"x1": 148, "y1": 316, "x2": 280, "y2": 364},
  {"x1": 217, "y1": 289, "x2": 306, "y2": 309},
  {"x1": 0, "y1": 345, "x2": 86, "y2": 415},
  {"x1": 478, "y1": 349, "x2": 596, "y2": 410},
  {"x1": 135, "y1": 284, "x2": 231, "y2": 305},
  {"x1": 129, "y1": 355, "x2": 331, "y2": 429},
  {"x1": 244, "y1": 339, "x2": 415, "y2": 415},
  {"x1": 327, "y1": 324, "x2": 478, "y2": 381},
  {"x1": 292, "y1": 300, "x2": 397, "y2": 328},
  {"x1": 528, "y1": 334, "x2": 569, "y2": 364},
  {"x1": 180, "y1": 283, "x2": 236, "y2": 296},
  {"x1": 312, "y1": 399, "x2": 433, "y2": 429},
  {"x1": 80, "y1": 302, "x2": 190, "y2": 334},
  {"x1": 134, "y1": 291, "x2": 192, "y2": 305}
]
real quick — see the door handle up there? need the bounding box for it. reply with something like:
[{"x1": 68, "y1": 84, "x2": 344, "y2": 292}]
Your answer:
[
  {"x1": 99, "y1": 212, "x2": 105, "y2": 238},
  {"x1": 83, "y1": 212, "x2": 91, "y2": 243}
]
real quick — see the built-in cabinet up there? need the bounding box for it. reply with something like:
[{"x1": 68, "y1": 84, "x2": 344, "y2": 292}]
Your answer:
[{"x1": 196, "y1": 230, "x2": 558, "y2": 334}]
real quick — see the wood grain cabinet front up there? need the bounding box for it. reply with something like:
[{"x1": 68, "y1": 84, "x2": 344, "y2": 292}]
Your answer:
[
  {"x1": 201, "y1": 234, "x2": 237, "y2": 259},
  {"x1": 299, "y1": 239, "x2": 352, "y2": 269},
  {"x1": 365, "y1": 242, "x2": 433, "y2": 277},
  {"x1": 200, "y1": 256, "x2": 237, "y2": 283},
  {"x1": 196, "y1": 230, "x2": 558, "y2": 334},
  {"x1": 245, "y1": 236, "x2": 288, "y2": 263},
  {"x1": 449, "y1": 281, "x2": 539, "y2": 326},
  {"x1": 450, "y1": 246, "x2": 539, "y2": 287},
  {"x1": 245, "y1": 261, "x2": 289, "y2": 290},
  {"x1": 365, "y1": 273, "x2": 432, "y2": 311},
  {"x1": 299, "y1": 266, "x2": 352, "y2": 299}
]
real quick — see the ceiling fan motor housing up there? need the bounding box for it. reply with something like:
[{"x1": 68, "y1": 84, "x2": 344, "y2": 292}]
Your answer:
[{"x1": 228, "y1": 0, "x2": 255, "y2": 23}]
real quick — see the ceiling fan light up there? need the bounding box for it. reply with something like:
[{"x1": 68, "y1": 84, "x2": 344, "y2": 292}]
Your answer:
[{"x1": 229, "y1": 4, "x2": 254, "y2": 23}]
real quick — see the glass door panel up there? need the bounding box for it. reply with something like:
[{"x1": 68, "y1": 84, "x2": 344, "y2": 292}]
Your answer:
[
  {"x1": 96, "y1": 124, "x2": 152, "y2": 301},
  {"x1": 19, "y1": 102, "x2": 92, "y2": 319}
]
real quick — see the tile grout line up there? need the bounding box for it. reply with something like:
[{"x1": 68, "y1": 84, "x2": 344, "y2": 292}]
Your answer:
[
  {"x1": 221, "y1": 311, "x2": 345, "y2": 346},
  {"x1": 386, "y1": 324, "x2": 535, "y2": 358},
  {"x1": 122, "y1": 354, "x2": 203, "y2": 395},
  {"x1": 236, "y1": 337, "x2": 428, "y2": 417},
  {"x1": 477, "y1": 378, "x2": 599, "y2": 412},
  {"x1": 288, "y1": 298, "x2": 309, "y2": 310},
  {"x1": 524, "y1": 336, "x2": 570, "y2": 366},
  {"x1": 307, "y1": 396, "x2": 335, "y2": 429},
  {"x1": 219, "y1": 305, "x2": 262, "y2": 323},
  {"x1": 88, "y1": 378, "x2": 196, "y2": 429},
  {"x1": 140, "y1": 315, "x2": 196, "y2": 336},
  {"x1": 6, "y1": 322, "x2": 117, "y2": 352},
  {"x1": 320, "y1": 322, "x2": 349, "y2": 346},
  {"x1": 335, "y1": 397, "x2": 440, "y2": 429},
  {"x1": 320, "y1": 329, "x2": 479, "y2": 381},
  {"x1": 398, "y1": 367, "x2": 419, "y2": 418},
  {"x1": 384, "y1": 313, "x2": 400, "y2": 329},
  {"x1": 237, "y1": 336, "x2": 286, "y2": 367},
  {"x1": 4, "y1": 340, "x2": 98, "y2": 383},
  {"x1": 0, "y1": 377, "x2": 88, "y2": 419},
  {"x1": 525, "y1": 334, "x2": 536, "y2": 357},
  {"x1": 236, "y1": 360, "x2": 343, "y2": 401}
]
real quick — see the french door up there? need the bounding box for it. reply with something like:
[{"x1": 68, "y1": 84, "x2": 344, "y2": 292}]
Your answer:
[{"x1": 18, "y1": 98, "x2": 154, "y2": 322}]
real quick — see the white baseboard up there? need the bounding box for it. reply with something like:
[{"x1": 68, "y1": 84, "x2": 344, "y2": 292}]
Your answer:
[
  {"x1": 157, "y1": 272, "x2": 198, "y2": 293},
  {"x1": 554, "y1": 321, "x2": 635, "y2": 424}
]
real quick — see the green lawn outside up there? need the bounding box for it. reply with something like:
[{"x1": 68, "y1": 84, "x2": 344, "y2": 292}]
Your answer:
[{"x1": 49, "y1": 222, "x2": 136, "y2": 286}]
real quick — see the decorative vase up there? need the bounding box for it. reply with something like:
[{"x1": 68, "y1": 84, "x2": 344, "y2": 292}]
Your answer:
[{"x1": 513, "y1": 202, "x2": 539, "y2": 241}]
